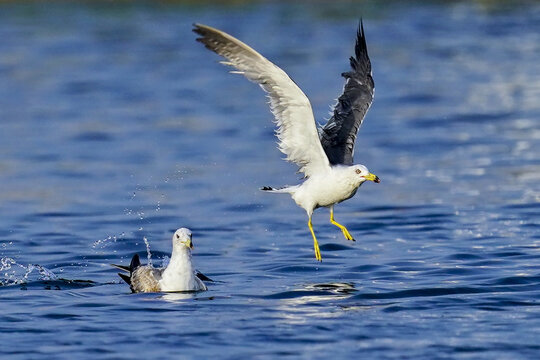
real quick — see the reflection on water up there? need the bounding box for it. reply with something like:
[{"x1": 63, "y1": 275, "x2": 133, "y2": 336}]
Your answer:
[
  {"x1": 276, "y1": 283, "x2": 358, "y2": 324},
  {"x1": 158, "y1": 292, "x2": 198, "y2": 302}
]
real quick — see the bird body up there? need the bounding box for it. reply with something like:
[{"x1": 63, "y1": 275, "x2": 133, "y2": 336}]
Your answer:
[
  {"x1": 268, "y1": 164, "x2": 367, "y2": 209},
  {"x1": 194, "y1": 22, "x2": 380, "y2": 261},
  {"x1": 129, "y1": 263, "x2": 161, "y2": 293},
  {"x1": 291, "y1": 165, "x2": 367, "y2": 210},
  {"x1": 113, "y1": 228, "x2": 207, "y2": 293},
  {"x1": 158, "y1": 244, "x2": 203, "y2": 292}
]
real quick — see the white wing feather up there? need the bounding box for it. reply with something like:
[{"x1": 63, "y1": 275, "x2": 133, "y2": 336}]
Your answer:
[{"x1": 194, "y1": 24, "x2": 330, "y2": 177}]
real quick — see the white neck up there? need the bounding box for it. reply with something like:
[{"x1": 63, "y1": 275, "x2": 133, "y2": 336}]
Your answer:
[
  {"x1": 164, "y1": 246, "x2": 194, "y2": 275},
  {"x1": 159, "y1": 246, "x2": 205, "y2": 292}
]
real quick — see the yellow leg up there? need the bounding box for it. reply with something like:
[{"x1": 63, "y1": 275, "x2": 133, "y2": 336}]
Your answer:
[
  {"x1": 308, "y1": 216, "x2": 322, "y2": 261},
  {"x1": 330, "y1": 206, "x2": 355, "y2": 241}
]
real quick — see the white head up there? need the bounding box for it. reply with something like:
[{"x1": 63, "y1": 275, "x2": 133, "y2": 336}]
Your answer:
[
  {"x1": 351, "y1": 164, "x2": 380, "y2": 186},
  {"x1": 171, "y1": 228, "x2": 193, "y2": 252}
]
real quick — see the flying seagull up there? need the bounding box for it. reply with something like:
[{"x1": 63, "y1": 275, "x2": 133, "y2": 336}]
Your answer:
[
  {"x1": 112, "y1": 228, "x2": 209, "y2": 292},
  {"x1": 193, "y1": 22, "x2": 380, "y2": 261}
]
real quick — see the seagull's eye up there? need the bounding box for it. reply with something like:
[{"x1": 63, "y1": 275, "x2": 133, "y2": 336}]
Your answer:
[
  {"x1": 176, "y1": 234, "x2": 180, "y2": 239},
  {"x1": 355, "y1": 169, "x2": 362, "y2": 174}
]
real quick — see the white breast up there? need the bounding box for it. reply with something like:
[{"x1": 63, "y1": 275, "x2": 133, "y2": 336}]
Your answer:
[
  {"x1": 292, "y1": 166, "x2": 362, "y2": 210},
  {"x1": 158, "y1": 248, "x2": 207, "y2": 292}
]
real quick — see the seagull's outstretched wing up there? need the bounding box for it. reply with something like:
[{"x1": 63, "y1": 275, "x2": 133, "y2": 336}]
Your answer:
[
  {"x1": 193, "y1": 24, "x2": 330, "y2": 177},
  {"x1": 319, "y1": 21, "x2": 374, "y2": 165}
]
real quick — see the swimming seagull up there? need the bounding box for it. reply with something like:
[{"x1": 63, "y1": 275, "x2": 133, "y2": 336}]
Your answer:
[
  {"x1": 112, "y1": 228, "x2": 209, "y2": 292},
  {"x1": 193, "y1": 21, "x2": 380, "y2": 261}
]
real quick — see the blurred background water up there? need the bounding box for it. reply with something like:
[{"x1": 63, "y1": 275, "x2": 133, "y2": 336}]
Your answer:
[{"x1": 0, "y1": 1, "x2": 539, "y2": 358}]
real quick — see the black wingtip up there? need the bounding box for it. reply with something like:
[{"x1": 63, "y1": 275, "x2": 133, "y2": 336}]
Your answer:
[
  {"x1": 196, "y1": 271, "x2": 214, "y2": 282},
  {"x1": 130, "y1": 253, "x2": 141, "y2": 272},
  {"x1": 110, "y1": 263, "x2": 130, "y2": 272},
  {"x1": 261, "y1": 186, "x2": 274, "y2": 191},
  {"x1": 118, "y1": 272, "x2": 131, "y2": 285},
  {"x1": 192, "y1": 23, "x2": 208, "y2": 39},
  {"x1": 360, "y1": 19, "x2": 367, "y2": 49},
  {"x1": 345, "y1": 18, "x2": 371, "y2": 78},
  {"x1": 355, "y1": 19, "x2": 368, "y2": 59}
]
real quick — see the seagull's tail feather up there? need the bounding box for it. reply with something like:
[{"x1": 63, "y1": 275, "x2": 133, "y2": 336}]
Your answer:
[
  {"x1": 260, "y1": 185, "x2": 298, "y2": 194},
  {"x1": 110, "y1": 263, "x2": 130, "y2": 272},
  {"x1": 112, "y1": 254, "x2": 142, "y2": 285}
]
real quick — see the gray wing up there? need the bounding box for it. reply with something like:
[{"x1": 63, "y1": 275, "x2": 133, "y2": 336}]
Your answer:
[
  {"x1": 130, "y1": 266, "x2": 164, "y2": 293},
  {"x1": 319, "y1": 21, "x2": 374, "y2": 165},
  {"x1": 193, "y1": 24, "x2": 330, "y2": 177}
]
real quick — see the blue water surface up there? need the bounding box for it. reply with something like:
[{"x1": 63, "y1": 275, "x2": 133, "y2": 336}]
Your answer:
[{"x1": 0, "y1": 1, "x2": 539, "y2": 359}]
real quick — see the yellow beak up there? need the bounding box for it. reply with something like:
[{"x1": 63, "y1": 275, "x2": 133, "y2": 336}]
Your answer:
[
  {"x1": 186, "y1": 237, "x2": 194, "y2": 249},
  {"x1": 364, "y1": 173, "x2": 380, "y2": 183}
]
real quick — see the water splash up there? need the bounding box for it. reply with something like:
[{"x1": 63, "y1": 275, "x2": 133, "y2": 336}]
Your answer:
[
  {"x1": 1, "y1": 241, "x2": 13, "y2": 249},
  {"x1": 0, "y1": 257, "x2": 57, "y2": 286},
  {"x1": 137, "y1": 210, "x2": 145, "y2": 220},
  {"x1": 143, "y1": 237, "x2": 153, "y2": 266},
  {"x1": 92, "y1": 234, "x2": 118, "y2": 249},
  {"x1": 161, "y1": 255, "x2": 170, "y2": 268}
]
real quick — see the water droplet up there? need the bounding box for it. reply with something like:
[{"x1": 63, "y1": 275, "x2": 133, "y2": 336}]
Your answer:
[{"x1": 143, "y1": 237, "x2": 153, "y2": 266}]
